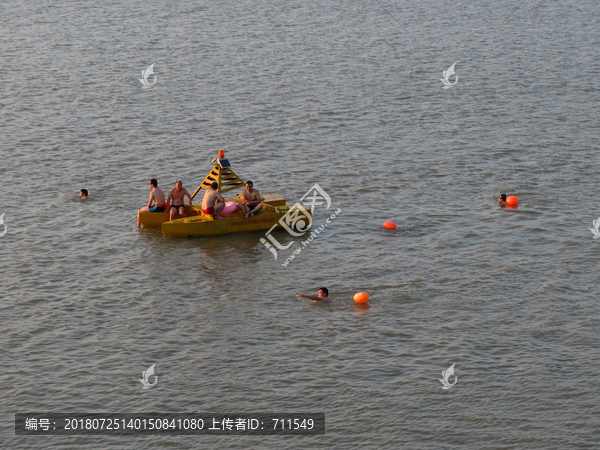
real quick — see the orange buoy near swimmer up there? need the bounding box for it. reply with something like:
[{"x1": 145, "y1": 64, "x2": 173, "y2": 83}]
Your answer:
[
  {"x1": 353, "y1": 292, "x2": 370, "y2": 304},
  {"x1": 383, "y1": 221, "x2": 397, "y2": 230},
  {"x1": 506, "y1": 196, "x2": 519, "y2": 206}
]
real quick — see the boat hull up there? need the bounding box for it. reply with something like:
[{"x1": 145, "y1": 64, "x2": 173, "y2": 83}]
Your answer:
[
  {"x1": 161, "y1": 205, "x2": 311, "y2": 237},
  {"x1": 138, "y1": 205, "x2": 200, "y2": 228},
  {"x1": 139, "y1": 195, "x2": 287, "y2": 228}
]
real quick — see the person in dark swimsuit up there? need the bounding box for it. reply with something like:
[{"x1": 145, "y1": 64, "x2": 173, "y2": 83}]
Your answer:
[
  {"x1": 137, "y1": 179, "x2": 166, "y2": 227},
  {"x1": 237, "y1": 180, "x2": 263, "y2": 219},
  {"x1": 167, "y1": 180, "x2": 193, "y2": 221}
]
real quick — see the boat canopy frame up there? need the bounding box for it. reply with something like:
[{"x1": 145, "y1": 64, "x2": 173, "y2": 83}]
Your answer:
[{"x1": 190, "y1": 164, "x2": 246, "y2": 200}]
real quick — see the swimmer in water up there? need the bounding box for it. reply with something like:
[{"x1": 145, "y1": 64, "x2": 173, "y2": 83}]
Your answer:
[
  {"x1": 80, "y1": 189, "x2": 88, "y2": 198},
  {"x1": 297, "y1": 287, "x2": 332, "y2": 302},
  {"x1": 499, "y1": 194, "x2": 507, "y2": 207}
]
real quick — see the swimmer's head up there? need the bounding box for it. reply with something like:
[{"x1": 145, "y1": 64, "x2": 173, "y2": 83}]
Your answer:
[
  {"x1": 211, "y1": 182, "x2": 218, "y2": 190},
  {"x1": 245, "y1": 180, "x2": 254, "y2": 189},
  {"x1": 150, "y1": 179, "x2": 158, "y2": 188},
  {"x1": 499, "y1": 194, "x2": 506, "y2": 202},
  {"x1": 80, "y1": 189, "x2": 88, "y2": 197},
  {"x1": 176, "y1": 180, "x2": 183, "y2": 190},
  {"x1": 318, "y1": 287, "x2": 329, "y2": 297}
]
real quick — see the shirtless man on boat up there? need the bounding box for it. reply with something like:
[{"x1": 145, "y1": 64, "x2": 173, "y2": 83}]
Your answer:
[
  {"x1": 167, "y1": 180, "x2": 193, "y2": 221},
  {"x1": 238, "y1": 180, "x2": 263, "y2": 219},
  {"x1": 201, "y1": 182, "x2": 225, "y2": 219},
  {"x1": 137, "y1": 178, "x2": 166, "y2": 227}
]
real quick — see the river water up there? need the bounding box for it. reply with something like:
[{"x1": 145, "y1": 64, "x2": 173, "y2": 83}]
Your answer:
[{"x1": 2, "y1": 0, "x2": 599, "y2": 448}]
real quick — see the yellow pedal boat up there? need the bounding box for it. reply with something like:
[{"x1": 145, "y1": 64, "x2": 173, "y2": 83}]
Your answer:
[
  {"x1": 138, "y1": 151, "x2": 311, "y2": 238},
  {"x1": 161, "y1": 202, "x2": 305, "y2": 237}
]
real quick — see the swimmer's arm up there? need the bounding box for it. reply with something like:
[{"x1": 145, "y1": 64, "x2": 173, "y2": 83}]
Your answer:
[
  {"x1": 166, "y1": 190, "x2": 173, "y2": 206},
  {"x1": 147, "y1": 191, "x2": 154, "y2": 207},
  {"x1": 297, "y1": 294, "x2": 332, "y2": 302},
  {"x1": 216, "y1": 192, "x2": 225, "y2": 203}
]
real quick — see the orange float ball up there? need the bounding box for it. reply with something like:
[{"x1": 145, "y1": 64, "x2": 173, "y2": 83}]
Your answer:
[
  {"x1": 506, "y1": 196, "x2": 519, "y2": 206},
  {"x1": 383, "y1": 221, "x2": 397, "y2": 230},
  {"x1": 353, "y1": 292, "x2": 370, "y2": 304}
]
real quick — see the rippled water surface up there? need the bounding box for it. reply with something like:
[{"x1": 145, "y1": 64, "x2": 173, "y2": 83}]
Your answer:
[{"x1": 2, "y1": 0, "x2": 600, "y2": 448}]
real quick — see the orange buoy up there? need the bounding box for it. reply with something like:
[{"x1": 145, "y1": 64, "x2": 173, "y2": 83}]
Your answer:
[
  {"x1": 383, "y1": 221, "x2": 397, "y2": 230},
  {"x1": 353, "y1": 292, "x2": 370, "y2": 304},
  {"x1": 506, "y1": 196, "x2": 519, "y2": 206},
  {"x1": 219, "y1": 149, "x2": 225, "y2": 158}
]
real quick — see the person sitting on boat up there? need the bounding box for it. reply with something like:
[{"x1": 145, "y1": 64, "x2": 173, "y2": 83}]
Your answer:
[
  {"x1": 137, "y1": 178, "x2": 166, "y2": 227},
  {"x1": 167, "y1": 180, "x2": 193, "y2": 221},
  {"x1": 201, "y1": 182, "x2": 225, "y2": 219},
  {"x1": 297, "y1": 287, "x2": 332, "y2": 302},
  {"x1": 238, "y1": 180, "x2": 263, "y2": 219}
]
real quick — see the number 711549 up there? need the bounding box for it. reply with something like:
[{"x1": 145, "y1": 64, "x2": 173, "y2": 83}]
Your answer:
[{"x1": 272, "y1": 418, "x2": 314, "y2": 430}]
